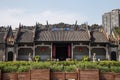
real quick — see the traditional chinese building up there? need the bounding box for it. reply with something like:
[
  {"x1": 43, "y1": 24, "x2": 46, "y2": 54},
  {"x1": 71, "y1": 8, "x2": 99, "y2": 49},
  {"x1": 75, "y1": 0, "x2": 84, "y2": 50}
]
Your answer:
[{"x1": 0, "y1": 23, "x2": 119, "y2": 61}]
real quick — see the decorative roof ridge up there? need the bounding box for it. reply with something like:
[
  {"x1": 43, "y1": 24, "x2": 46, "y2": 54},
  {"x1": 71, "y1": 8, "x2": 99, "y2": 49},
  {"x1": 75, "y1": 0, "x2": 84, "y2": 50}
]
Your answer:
[
  {"x1": 15, "y1": 23, "x2": 22, "y2": 42},
  {"x1": 32, "y1": 26, "x2": 36, "y2": 41},
  {"x1": 100, "y1": 27, "x2": 109, "y2": 41},
  {"x1": 3, "y1": 26, "x2": 11, "y2": 42}
]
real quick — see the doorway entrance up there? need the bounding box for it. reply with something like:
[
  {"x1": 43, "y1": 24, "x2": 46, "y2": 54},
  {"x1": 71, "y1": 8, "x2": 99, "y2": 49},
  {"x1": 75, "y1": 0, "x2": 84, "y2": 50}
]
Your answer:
[
  {"x1": 8, "y1": 52, "x2": 13, "y2": 61},
  {"x1": 56, "y1": 46, "x2": 68, "y2": 61},
  {"x1": 111, "y1": 51, "x2": 117, "y2": 61},
  {"x1": 53, "y1": 43, "x2": 71, "y2": 61}
]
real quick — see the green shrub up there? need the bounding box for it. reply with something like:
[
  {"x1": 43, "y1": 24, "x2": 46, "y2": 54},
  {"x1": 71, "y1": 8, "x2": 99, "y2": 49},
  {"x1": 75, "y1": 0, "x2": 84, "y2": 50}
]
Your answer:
[
  {"x1": 3, "y1": 66, "x2": 18, "y2": 73},
  {"x1": 111, "y1": 66, "x2": 120, "y2": 73},
  {"x1": 0, "y1": 61, "x2": 31, "y2": 68},
  {"x1": 0, "y1": 63, "x2": 6, "y2": 70},
  {"x1": 64, "y1": 65, "x2": 76, "y2": 72},
  {"x1": 84, "y1": 62, "x2": 97, "y2": 69},
  {"x1": 16, "y1": 61, "x2": 31, "y2": 66},
  {"x1": 97, "y1": 66, "x2": 110, "y2": 72},
  {"x1": 98, "y1": 61, "x2": 111, "y2": 67},
  {"x1": 0, "y1": 61, "x2": 120, "y2": 73},
  {"x1": 76, "y1": 62, "x2": 85, "y2": 69},
  {"x1": 52, "y1": 61, "x2": 74, "y2": 66},
  {"x1": 17, "y1": 66, "x2": 30, "y2": 72},
  {"x1": 82, "y1": 56, "x2": 89, "y2": 61},
  {"x1": 51, "y1": 65, "x2": 63, "y2": 72},
  {"x1": 110, "y1": 61, "x2": 120, "y2": 66},
  {"x1": 76, "y1": 62, "x2": 97, "y2": 69},
  {"x1": 31, "y1": 62, "x2": 51, "y2": 69}
]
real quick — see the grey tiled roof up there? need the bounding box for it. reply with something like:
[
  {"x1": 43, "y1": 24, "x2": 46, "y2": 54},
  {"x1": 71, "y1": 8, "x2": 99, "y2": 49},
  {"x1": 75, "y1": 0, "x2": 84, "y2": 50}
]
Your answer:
[
  {"x1": 0, "y1": 32, "x2": 5, "y2": 43},
  {"x1": 35, "y1": 30, "x2": 90, "y2": 42},
  {"x1": 92, "y1": 31, "x2": 109, "y2": 43},
  {"x1": 16, "y1": 30, "x2": 33, "y2": 43}
]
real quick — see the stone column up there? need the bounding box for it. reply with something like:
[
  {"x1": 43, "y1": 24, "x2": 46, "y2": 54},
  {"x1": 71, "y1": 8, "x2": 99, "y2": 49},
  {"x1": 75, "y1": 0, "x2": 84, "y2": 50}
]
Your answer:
[
  {"x1": 13, "y1": 46, "x2": 16, "y2": 61},
  {"x1": 14, "y1": 53, "x2": 16, "y2": 61},
  {"x1": 16, "y1": 47, "x2": 19, "y2": 61},
  {"x1": 118, "y1": 53, "x2": 120, "y2": 61},
  {"x1": 106, "y1": 49, "x2": 110, "y2": 60},
  {"x1": 88, "y1": 43, "x2": 91, "y2": 59},
  {"x1": 118, "y1": 45, "x2": 120, "y2": 61},
  {"x1": 106, "y1": 45, "x2": 110, "y2": 60},
  {"x1": 93, "y1": 53, "x2": 96, "y2": 62},
  {"x1": 2, "y1": 54, "x2": 5, "y2": 61},
  {"x1": 51, "y1": 43, "x2": 52, "y2": 60},
  {"x1": 71, "y1": 43, "x2": 74, "y2": 60},
  {"x1": 33, "y1": 45, "x2": 35, "y2": 58},
  {"x1": 5, "y1": 45, "x2": 7, "y2": 61}
]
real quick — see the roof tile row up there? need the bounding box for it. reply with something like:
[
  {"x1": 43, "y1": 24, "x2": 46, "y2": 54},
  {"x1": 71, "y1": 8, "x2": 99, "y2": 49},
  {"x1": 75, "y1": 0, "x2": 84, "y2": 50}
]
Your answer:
[{"x1": 0, "y1": 26, "x2": 109, "y2": 43}]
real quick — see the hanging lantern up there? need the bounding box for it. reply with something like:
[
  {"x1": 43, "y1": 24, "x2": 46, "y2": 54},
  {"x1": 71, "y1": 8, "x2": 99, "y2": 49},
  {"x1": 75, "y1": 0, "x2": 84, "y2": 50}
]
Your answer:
[
  {"x1": 41, "y1": 47, "x2": 46, "y2": 52},
  {"x1": 79, "y1": 47, "x2": 83, "y2": 52}
]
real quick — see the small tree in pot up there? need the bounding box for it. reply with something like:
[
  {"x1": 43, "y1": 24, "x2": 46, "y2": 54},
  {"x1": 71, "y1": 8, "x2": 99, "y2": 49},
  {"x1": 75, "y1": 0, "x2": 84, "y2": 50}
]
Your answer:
[{"x1": 34, "y1": 55, "x2": 40, "y2": 62}]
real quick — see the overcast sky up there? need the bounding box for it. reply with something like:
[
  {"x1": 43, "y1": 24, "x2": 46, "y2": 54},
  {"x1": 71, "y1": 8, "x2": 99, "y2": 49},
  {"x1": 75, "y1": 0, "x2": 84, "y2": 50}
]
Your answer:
[{"x1": 0, "y1": 0, "x2": 120, "y2": 29}]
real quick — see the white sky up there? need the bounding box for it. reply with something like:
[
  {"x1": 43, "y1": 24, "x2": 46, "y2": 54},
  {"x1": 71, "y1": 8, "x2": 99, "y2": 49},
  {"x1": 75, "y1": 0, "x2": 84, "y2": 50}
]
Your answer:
[{"x1": 0, "y1": 0, "x2": 120, "y2": 29}]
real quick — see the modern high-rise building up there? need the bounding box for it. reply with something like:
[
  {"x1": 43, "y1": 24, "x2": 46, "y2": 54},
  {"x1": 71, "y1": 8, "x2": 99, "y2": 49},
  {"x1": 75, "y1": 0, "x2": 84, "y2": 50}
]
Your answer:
[{"x1": 102, "y1": 9, "x2": 120, "y2": 35}]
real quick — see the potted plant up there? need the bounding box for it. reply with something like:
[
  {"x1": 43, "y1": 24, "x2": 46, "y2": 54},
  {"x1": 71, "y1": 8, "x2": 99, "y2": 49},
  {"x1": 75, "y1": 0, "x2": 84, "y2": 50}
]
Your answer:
[
  {"x1": 98, "y1": 61, "x2": 115, "y2": 80},
  {"x1": 82, "y1": 56, "x2": 90, "y2": 61},
  {"x1": 51, "y1": 64, "x2": 65, "y2": 80},
  {"x1": 111, "y1": 66, "x2": 120, "y2": 80},
  {"x1": 30, "y1": 62, "x2": 50, "y2": 80},
  {"x1": 64, "y1": 65, "x2": 78, "y2": 80},
  {"x1": 34, "y1": 55, "x2": 40, "y2": 62},
  {"x1": 100, "y1": 66, "x2": 120, "y2": 80},
  {"x1": 2, "y1": 65, "x2": 18, "y2": 80},
  {"x1": 17, "y1": 66, "x2": 31, "y2": 80},
  {"x1": 77, "y1": 62, "x2": 99, "y2": 80}
]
